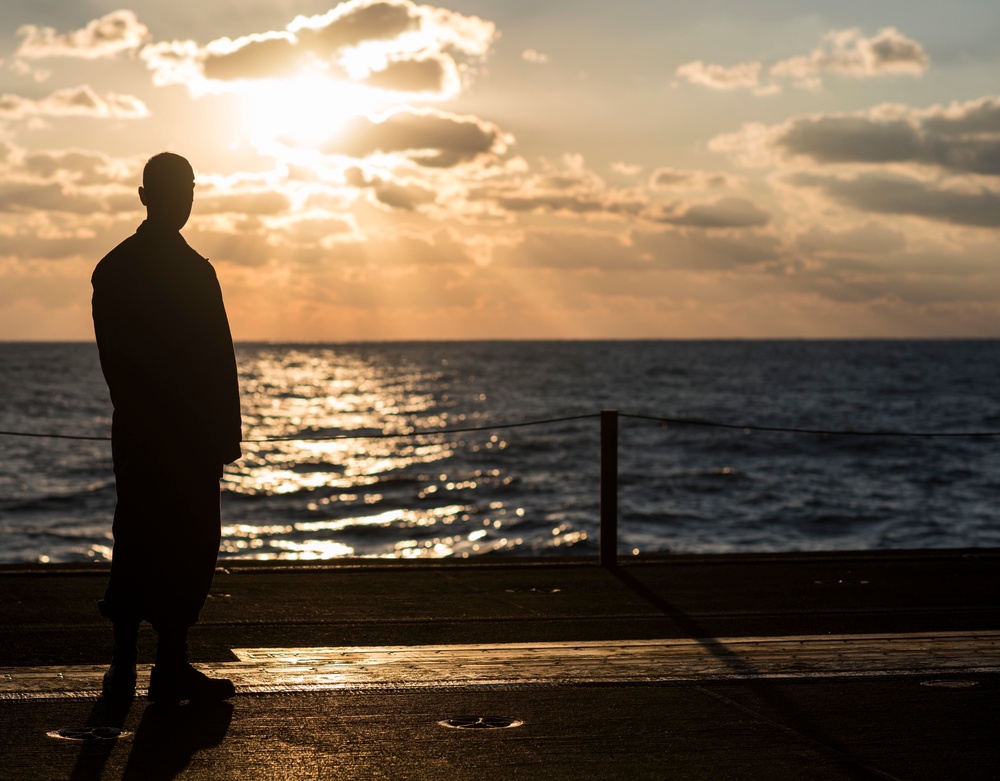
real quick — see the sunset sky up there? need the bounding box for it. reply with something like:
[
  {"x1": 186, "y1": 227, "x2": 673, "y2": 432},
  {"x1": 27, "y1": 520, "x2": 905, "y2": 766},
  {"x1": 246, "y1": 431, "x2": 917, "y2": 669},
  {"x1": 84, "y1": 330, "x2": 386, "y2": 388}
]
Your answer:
[{"x1": 1, "y1": 0, "x2": 999, "y2": 340}]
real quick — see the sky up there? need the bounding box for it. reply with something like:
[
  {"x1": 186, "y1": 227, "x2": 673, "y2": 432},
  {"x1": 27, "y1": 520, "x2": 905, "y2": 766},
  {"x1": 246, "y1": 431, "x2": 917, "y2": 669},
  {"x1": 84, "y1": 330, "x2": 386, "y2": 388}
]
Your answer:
[{"x1": 1, "y1": 0, "x2": 999, "y2": 340}]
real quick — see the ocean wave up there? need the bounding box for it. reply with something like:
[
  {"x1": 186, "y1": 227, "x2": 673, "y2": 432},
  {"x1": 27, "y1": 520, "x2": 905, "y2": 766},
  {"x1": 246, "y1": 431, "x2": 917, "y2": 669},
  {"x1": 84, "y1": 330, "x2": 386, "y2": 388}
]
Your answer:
[{"x1": 4, "y1": 340, "x2": 1000, "y2": 562}]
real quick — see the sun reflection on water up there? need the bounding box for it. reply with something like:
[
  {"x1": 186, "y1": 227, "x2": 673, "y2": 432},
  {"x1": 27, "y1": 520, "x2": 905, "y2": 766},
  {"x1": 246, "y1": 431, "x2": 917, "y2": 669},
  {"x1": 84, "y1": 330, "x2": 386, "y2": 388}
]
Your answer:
[{"x1": 219, "y1": 347, "x2": 577, "y2": 561}]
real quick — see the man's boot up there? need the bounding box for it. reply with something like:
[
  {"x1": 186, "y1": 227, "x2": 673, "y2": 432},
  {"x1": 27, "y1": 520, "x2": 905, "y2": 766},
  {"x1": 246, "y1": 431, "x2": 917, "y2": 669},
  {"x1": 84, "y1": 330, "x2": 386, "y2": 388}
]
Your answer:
[
  {"x1": 101, "y1": 616, "x2": 139, "y2": 699},
  {"x1": 147, "y1": 628, "x2": 235, "y2": 706}
]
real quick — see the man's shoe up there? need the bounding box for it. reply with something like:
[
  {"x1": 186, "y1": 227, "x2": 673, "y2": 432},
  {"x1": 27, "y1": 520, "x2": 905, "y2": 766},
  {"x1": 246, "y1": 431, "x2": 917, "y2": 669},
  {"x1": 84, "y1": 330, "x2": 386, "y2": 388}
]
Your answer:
[
  {"x1": 101, "y1": 615, "x2": 139, "y2": 700},
  {"x1": 147, "y1": 663, "x2": 235, "y2": 706},
  {"x1": 101, "y1": 662, "x2": 137, "y2": 699}
]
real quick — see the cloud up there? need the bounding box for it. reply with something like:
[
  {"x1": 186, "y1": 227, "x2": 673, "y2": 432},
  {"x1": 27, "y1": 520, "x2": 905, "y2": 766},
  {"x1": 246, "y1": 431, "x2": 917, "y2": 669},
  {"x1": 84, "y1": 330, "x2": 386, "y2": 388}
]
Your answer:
[
  {"x1": 201, "y1": 33, "x2": 302, "y2": 82},
  {"x1": 657, "y1": 197, "x2": 771, "y2": 228},
  {"x1": 674, "y1": 60, "x2": 761, "y2": 91},
  {"x1": 770, "y1": 27, "x2": 929, "y2": 90},
  {"x1": 196, "y1": 190, "x2": 292, "y2": 216},
  {"x1": 465, "y1": 155, "x2": 762, "y2": 228},
  {"x1": 0, "y1": 86, "x2": 149, "y2": 121},
  {"x1": 496, "y1": 230, "x2": 643, "y2": 271},
  {"x1": 792, "y1": 171, "x2": 1000, "y2": 228},
  {"x1": 289, "y1": 1, "x2": 423, "y2": 54},
  {"x1": 611, "y1": 162, "x2": 642, "y2": 176},
  {"x1": 493, "y1": 192, "x2": 645, "y2": 217},
  {"x1": 360, "y1": 55, "x2": 457, "y2": 93},
  {"x1": 522, "y1": 49, "x2": 549, "y2": 64},
  {"x1": 345, "y1": 166, "x2": 437, "y2": 210},
  {"x1": 776, "y1": 114, "x2": 921, "y2": 164},
  {"x1": 649, "y1": 167, "x2": 744, "y2": 190},
  {"x1": 186, "y1": 223, "x2": 280, "y2": 267},
  {"x1": 277, "y1": 214, "x2": 357, "y2": 249},
  {"x1": 328, "y1": 108, "x2": 510, "y2": 166},
  {"x1": 16, "y1": 10, "x2": 149, "y2": 60},
  {"x1": 196, "y1": 2, "x2": 423, "y2": 82},
  {"x1": 714, "y1": 96, "x2": 1000, "y2": 177},
  {"x1": 467, "y1": 154, "x2": 650, "y2": 220},
  {"x1": 144, "y1": 0, "x2": 495, "y2": 94},
  {"x1": 708, "y1": 97, "x2": 1000, "y2": 228},
  {"x1": 0, "y1": 181, "x2": 103, "y2": 214},
  {"x1": 679, "y1": 27, "x2": 928, "y2": 95},
  {"x1": 367, "y1": 228, "x2": 474, "y2": 267},
  {"x1": 796, "y1": 223, "x2": 907, "y2": 255},
  {"x1": 16, "y1": 149, "x2": 134, "y2": 186},
  {"x1": 632, "y1": 228, "x2": 782, "y2": 270}
]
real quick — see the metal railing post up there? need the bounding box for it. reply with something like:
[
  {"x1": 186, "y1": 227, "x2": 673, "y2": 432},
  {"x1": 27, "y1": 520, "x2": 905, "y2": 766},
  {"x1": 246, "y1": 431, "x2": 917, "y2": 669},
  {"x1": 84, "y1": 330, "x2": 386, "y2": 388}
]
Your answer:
[{"x1": 600, "y1": 409, "x2": 618, "y2": 567}]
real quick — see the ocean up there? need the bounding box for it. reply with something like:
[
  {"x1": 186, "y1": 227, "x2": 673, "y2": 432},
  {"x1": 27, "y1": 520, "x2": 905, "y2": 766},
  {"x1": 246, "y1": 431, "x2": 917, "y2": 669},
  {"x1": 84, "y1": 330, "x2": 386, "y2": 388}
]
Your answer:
[{"x1": 1, "y1": 340, "x2": 999, "y2": 564}]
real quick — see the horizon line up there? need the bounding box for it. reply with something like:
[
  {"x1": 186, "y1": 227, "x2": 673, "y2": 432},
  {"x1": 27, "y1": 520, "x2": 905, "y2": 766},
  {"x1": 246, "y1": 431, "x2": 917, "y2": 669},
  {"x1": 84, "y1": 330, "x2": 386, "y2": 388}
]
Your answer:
[{"x1": 3, "y1": 336, "x2": 1000, "y2": 345}]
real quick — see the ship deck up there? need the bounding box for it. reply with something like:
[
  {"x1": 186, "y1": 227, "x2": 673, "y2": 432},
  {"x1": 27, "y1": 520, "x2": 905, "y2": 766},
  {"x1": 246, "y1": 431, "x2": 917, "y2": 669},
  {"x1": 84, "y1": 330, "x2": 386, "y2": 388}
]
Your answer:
[{"x1": 1, "y1": 549, "x2": 998, "y2": 780}]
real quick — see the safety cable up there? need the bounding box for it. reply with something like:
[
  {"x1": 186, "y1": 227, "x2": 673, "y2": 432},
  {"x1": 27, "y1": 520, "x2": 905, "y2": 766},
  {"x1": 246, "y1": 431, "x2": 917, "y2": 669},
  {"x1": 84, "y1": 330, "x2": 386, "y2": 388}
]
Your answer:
[
  {"x1": 242, "y1": 413, "x2": 600, "y2": 442},
  {"x1": 620, "y1": 412, "x2": 1000, "y2": 438},
  {"x1": 0, "y1": 413, "x2": 601, "y2": 443},
  {"x1": 3, "y1": 409, "x2": 1000, "y2": 442}
]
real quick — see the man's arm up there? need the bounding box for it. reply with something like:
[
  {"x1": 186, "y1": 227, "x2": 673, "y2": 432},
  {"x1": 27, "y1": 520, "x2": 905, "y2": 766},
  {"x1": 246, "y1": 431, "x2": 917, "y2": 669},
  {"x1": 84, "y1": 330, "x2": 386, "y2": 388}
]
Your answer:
[{"x1": 204, "y1": 265, "x2": 243, "y2": 465}]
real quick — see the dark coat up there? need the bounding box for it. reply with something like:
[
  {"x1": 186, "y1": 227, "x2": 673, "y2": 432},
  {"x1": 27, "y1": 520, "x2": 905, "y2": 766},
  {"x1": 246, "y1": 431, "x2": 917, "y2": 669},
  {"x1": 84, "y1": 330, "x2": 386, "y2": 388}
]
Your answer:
[{"x1": 92, "y1": 220, "x2": 242, "y2": 465}]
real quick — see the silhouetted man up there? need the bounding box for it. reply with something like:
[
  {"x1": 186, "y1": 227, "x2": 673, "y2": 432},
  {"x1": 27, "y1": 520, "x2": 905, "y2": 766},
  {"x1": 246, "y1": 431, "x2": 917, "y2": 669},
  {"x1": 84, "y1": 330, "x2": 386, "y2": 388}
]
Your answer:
[{"x1": 92, "y1": 152, "x2": 241, "y2": 704}]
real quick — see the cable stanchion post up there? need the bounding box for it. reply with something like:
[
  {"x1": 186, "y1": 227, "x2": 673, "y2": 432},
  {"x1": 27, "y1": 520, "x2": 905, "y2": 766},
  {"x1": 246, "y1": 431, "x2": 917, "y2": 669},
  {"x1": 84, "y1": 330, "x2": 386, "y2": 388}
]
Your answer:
[{"x1": 600, "y1": 408, "x2": 619, "y2": 568}]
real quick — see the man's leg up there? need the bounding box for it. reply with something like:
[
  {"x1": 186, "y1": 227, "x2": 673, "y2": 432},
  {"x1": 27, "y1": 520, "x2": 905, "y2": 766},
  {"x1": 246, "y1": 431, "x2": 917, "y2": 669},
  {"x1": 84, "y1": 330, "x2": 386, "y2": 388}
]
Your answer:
[
  {"x1": 99, "y1": 443, "x2": 148, "y2": 699},
  {"x1": 146, "y1": 461, "x2": 234, "y2": 705},
  {"x1": 97, "y1": 598, "x2": 140, "y2": 699}
]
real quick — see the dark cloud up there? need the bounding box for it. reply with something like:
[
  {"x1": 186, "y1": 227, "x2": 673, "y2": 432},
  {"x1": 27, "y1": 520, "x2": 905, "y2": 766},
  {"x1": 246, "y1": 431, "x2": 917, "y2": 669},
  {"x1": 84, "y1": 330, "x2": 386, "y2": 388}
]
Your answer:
[
  {"x1": 922, "y1": 97, "x2": 1000, "y2": 135},
  {"x1": 779, "y1": 116, "x2": 921, "y2": 163},
  {"x1": 792, "y1": 172, "x2": 1000, "y2": 228},
  {"x1": 0, "y1": 181, "x2": 100, "y2": 213},
  {"x1": 329, "y1": 109, "x2": 508, "y2": 167},
  {"x1": 772, "y1": 97, "x2": 1000, "y2": 176},
  {"x1": 650, "y1": 167, "x2": 739, "y2": 190},
  {"x1": 361, "y1": 56, "x2": 451, "y2": 92},
  {"x1": 371, "y1": 179, "x2": 436, "y2": 210},
  {"x1": 539, "y1": 173, "x2": 590, "y2": 190},
  {"x1": 867, "y1": 28, "x2": 930, "y2": 70},
  {"x1": 494, "y1": 193, "x2": 645, "y2": 217},
  {"x1": 19, "y1": 150, "x2": 125, "y2": 186},
  {"x1": 658, "y1": 198, "x2": 771, "y2": 228},
  {"x1": 345, "y1": 166, "x2": 437, "y2": 210}
]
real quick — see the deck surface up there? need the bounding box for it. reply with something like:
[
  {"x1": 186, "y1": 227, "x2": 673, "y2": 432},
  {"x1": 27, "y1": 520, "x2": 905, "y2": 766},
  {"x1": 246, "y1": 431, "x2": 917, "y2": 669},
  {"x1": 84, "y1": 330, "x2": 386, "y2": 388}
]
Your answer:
[{"x1": 0, "y1": 549, "x2": 998, "y2": 780}]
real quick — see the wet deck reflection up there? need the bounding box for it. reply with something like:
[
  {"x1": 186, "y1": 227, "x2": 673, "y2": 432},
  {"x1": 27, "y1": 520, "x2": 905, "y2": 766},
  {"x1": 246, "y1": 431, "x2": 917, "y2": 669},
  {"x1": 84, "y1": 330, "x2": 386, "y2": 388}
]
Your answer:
[{"x1": 4, "y1": 631, "x2": 998, "y2": 700}]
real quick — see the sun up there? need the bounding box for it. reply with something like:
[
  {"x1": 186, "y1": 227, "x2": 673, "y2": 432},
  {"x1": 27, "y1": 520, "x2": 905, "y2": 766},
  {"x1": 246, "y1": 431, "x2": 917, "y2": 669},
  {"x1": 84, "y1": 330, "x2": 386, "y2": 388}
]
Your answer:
[{"x1": 236, "y1": 73, "x2": 386, "y2": 150}]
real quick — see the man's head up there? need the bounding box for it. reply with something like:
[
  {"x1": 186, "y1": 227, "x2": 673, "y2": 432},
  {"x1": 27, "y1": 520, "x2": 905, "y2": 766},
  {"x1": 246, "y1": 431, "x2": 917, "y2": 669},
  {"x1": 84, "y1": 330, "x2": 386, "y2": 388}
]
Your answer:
[{"x1": 139, "y1": 152, "x2": 195, "y2": 231}]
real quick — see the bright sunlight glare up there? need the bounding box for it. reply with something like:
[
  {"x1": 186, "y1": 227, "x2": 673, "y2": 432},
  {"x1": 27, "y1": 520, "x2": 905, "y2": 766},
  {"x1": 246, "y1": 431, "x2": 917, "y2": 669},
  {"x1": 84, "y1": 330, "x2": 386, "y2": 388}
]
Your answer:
[{"x1": 237, "y1": 73, "x2": 388, "y2": 149}]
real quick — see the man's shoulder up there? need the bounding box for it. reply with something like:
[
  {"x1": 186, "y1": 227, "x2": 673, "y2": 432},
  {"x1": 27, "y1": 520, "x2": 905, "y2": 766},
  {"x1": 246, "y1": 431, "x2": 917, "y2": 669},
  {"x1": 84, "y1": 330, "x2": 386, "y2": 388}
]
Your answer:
[{"x1": 92, "y1": 231, "x2": 142, "y2": 284}]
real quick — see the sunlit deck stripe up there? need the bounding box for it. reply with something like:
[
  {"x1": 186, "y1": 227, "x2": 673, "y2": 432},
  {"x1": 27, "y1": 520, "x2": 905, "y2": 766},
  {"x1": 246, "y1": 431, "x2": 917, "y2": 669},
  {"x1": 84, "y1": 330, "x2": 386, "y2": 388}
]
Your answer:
[{"x1": 2, "y1": 631, "x2": 998, "y2": 700}]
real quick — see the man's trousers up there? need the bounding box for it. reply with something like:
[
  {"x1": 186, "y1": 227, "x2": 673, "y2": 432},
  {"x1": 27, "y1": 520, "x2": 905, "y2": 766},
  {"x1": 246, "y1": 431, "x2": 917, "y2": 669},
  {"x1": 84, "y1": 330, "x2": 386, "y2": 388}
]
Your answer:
[{"x1": 102, "y1": 434, "x2": 223, "y2": 632}]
